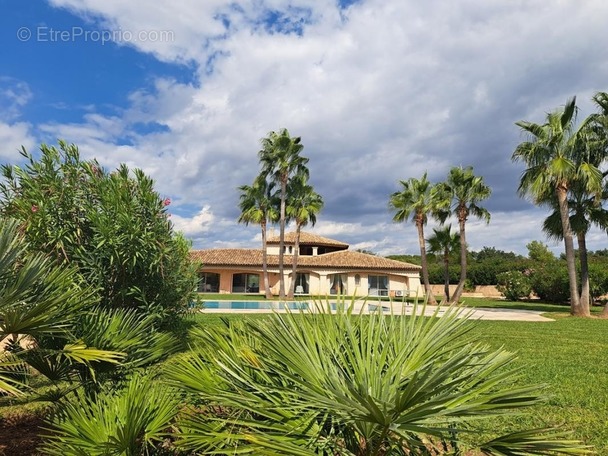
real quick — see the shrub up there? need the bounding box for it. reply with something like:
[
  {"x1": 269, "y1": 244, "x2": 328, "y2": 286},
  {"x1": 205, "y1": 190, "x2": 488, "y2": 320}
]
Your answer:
[
  {"x1": 529, "y1": 262, "x2": 570, "y2": 303},
  {"x1": 43, "y1": 373, "x2": 180, "y2": 456},
  {"x1": 168, "y1": 300, "x2": 587, "y2": 454},
  {"x1": 0, "y1": 141, "x2": 198, "y2": 326},
  {"x1": 497, "y1": 270, "x2": 532, "y2": 301}
]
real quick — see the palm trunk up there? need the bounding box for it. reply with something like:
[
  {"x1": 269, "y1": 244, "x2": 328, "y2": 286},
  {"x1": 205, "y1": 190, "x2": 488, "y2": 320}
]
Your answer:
[
  {"x1": 450, "y1": 209, "x2": 467, "y2": 304},
  {"x1": 278, "y1": 176, "x2": 287, "y2": 300},
  {"x1": 287, "y1": 223, "x2": 302, "y2": 299},
  {"x1": 443, "y1": 252, "x2": 450, "y2": 304},
  {"x1": 577, "y1": 232, "x2": 590, "y2": 314},
  {"x1": 557, "y1": 186, "x2": 584, "y2": 316},
  {"x1": 416, "y1": 218, "x2": 437, "y2": 305},
  {"x1": 261, "y1": 221, "x2": 272, "y2": 299}
]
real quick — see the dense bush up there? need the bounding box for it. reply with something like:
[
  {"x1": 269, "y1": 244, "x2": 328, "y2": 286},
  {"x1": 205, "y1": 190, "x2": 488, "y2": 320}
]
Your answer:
[
  {"x1": 496, "y1": 270, "x2": 532, "y2": 301},
  {"x1": 0, "y1": 141, "x2": 198, "y2": 326},
  {"x1": 529, "y1": 262, "x2": 570, "y2": 303}
]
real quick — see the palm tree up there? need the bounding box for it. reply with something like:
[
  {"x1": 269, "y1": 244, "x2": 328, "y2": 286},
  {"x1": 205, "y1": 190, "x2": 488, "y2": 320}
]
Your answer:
[
  {"x1": 540, "y1": 180, "x2": 608, "y2": 311},
  {"x1": 0, "y1": 218, "x2": 124, "y2": 396},
  {"x1": 512, "y1": 97, "x2": 603, "y2": 317},
  {"x1": 389, "y1": 173, "x2": 440, "y2": 305},
  {"x1": 237, "y1": 175, "x2": 278, "y2": 299},
  {"x1": 427, "y1": 225, "x2": 460, "y2": 303},
  {"x1": 285, "y1": 175, "x2": 324, "y2": 299},
  {"x1": 437, "y1": 166, "x2": 491, "y2": 304},
  {"x1": 258, "y1": 129, "x2": 309, "y2": 300}
]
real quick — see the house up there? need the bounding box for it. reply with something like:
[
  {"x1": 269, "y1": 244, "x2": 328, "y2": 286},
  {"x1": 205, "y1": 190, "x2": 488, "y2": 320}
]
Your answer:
[{"x1": 190, "y1": 232, "x2": 422, "y2": 297}]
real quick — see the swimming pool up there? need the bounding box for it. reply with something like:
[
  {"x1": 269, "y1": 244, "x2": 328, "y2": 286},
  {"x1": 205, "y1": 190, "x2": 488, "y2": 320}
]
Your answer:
[
  {"x1": 196, "y1": 300, "x2": 390, "y2": 312},
  {"x1": 200, "y1": 300, "x2": 310, "y2": 310}
]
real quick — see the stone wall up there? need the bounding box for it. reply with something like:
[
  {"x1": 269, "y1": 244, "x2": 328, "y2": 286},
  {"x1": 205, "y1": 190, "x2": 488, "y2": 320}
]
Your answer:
[{"x1": 430, "y1": 284, "x2": 502, "y2": 299}]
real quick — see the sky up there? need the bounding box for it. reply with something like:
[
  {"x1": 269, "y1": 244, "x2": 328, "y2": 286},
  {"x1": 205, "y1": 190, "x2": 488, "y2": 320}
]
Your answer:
[{"x1": 1, "y1": 0, "x2": 608, "y2": 256}]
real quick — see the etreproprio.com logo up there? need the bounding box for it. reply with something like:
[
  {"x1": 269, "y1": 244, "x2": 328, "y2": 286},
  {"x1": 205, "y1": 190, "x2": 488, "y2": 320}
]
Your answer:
[{"x1": 16, "y1": 26, "x2": 175, "y2": 45}]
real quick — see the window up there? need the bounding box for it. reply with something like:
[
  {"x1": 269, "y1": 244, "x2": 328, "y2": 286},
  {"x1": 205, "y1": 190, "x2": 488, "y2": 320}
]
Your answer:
[
  {"x1": 368, "y1": 275, "x2": 389, "y2": 296},
  {"x1": 329, "y1": 274, "x2": 347, "y2": 295},
  {"x1": 232, "y1": 273, "x2": 260, "y2": 293},
  {"x1": 354, "y1": 274, "x2": 361, "y2": 286},
  {"x1": 198, "y1": 272, "x2": 220, "y2": 293},
  {"x1": 294, "y1": 273, "x2": 310, "y2": 294}
]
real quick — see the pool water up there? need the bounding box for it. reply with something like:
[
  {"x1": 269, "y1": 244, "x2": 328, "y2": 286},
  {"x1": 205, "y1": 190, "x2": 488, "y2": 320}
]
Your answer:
[
  {"x1": 195, "y1": 301, "x2": 389, "y2": 312},
  {"x1": 200, "y1": 300, "x2": 310, "y2": 310}
]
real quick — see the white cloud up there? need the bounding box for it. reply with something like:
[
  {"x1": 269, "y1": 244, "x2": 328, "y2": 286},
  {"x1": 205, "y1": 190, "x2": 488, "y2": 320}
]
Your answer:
[
  {"x1": 24, "y1": 0, "x2": 608, "y2": 256},
  {"x1": 0, "y1": 122, "x2": 36, "y2": 160}
]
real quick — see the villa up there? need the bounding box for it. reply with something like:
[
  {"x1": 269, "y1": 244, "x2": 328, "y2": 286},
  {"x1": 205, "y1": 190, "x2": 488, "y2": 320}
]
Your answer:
[{"x1": 190, "y1": 232, "x2": 422, "y2": 297}]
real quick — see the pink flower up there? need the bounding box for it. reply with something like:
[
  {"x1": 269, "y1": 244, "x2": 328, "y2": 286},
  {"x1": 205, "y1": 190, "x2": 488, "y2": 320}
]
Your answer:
[
  {"x1": 163, "y1": 198, "x2": 171, "y2": 207},
  {"x1": 31, "y1": 205, "x2": 39, "y2": 213}
]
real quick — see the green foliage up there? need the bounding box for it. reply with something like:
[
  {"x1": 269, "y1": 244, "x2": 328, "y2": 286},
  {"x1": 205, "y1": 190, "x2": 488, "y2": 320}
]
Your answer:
[
  {"x1": 529, "y1": 262, "x2": 571, "y2": 303},
  {"x1": 0, "y1": 218, "x2": 124, "y2": 396},
  {"x1": 496, "y1": 270, "x2": 533, "y2": 301},
  {"x1": 587, "y1": 262, "x2": 608, "y2": 302},
  {"x1": 43, "y1": 373, "x2": 180, "y2": 456},
  {"x1": 167, "y1": 301, "x2": 587, "y2": 455},
  {"x1": 527, "y1": 240, "x2": 556, "y2": 263},
  {"x1": 0, "y1": 141, "x2": 198, "y2": 326}
]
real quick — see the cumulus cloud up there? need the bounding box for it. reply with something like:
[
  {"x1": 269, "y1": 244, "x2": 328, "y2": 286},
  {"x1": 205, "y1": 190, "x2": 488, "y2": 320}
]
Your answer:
[{"x1": 20, "y1": 0, "x2": 608, "y2": 255}]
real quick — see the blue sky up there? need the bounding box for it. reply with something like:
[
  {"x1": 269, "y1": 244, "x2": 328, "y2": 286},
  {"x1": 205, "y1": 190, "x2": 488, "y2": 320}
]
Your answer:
[{"x1": 1, "y1": 0, "x2": 608, "y2": 256}]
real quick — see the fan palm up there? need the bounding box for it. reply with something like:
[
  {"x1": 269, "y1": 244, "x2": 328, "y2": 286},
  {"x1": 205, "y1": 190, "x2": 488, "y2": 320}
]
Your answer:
[
  {"x1": 0, "y1": 218, "x2": 123, "y2": 396},
  {"x1": 285, "y1": 174, "x2": 324, "y2": 299},
  {"x1": 258, "y1": 129, "x2": 309, "y2": 299},
  {"x1": 168, "y1": 301, "x2": 589, "y2": 455},
  {"x1": 512, "y1": 97, "x2": 603, "y2": 316},
  {"x1": 436, "y1": 166, "x2": 491, "y2": 303},
  {"x1": 389, "y1": 173, "x2": 442, "y2": 305},
  {"x1": 43, "y1": 372, "x2": 180, "y2": 456},
  {"x1": 427, "y1": 225, "x2": 460, "y2": 303},
  {"x1": 238, "y1": 175, "x2": 279, "y2": 298}
]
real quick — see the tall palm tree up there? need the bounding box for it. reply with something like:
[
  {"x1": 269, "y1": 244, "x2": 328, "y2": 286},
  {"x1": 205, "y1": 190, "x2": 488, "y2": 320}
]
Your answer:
[
  {"x1": 427, "y1": 225, "x2": 460, "y2": 304},
  {"x1": 389, "y1": 173, "x2": 441, "y2": 305},
  {"x1": 540, "y1": 177, "x2": 608, "y2": 311},
  {"x1": 512, "y1": 97, "x2": 603, "y2": 317},
  {"x1": 237, "y1": 175, "x2": 278, "y2": 299},
  {"x1": 586, "y1": 91, "x2": 608, "y2": 317},
  {"x1": 258, "y1": 129, "x2": 309, "y2": 300},
  {"x1": 285, "y1": 175, "x2": 324, "y2": 299},
  {"x1": 437, "y1": 166, "x2": 491, "y2": 304}
]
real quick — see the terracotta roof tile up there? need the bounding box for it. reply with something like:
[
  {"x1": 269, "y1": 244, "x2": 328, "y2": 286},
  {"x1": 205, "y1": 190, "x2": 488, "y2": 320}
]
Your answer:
[
  {"x1": 266, "y1": 232, "x2": 348, "y2": 248},
  {"x1": 189, "y1": 248, "x2": 420, "y2": 272}
]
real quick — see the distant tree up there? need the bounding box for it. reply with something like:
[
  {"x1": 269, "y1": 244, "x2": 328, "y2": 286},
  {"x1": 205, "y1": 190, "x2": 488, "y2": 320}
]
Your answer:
[
  {"x1": 390, "y1": 173, "x2": 442, "y2": 305},
  {"x1": 427, "y1": 225, "x2": 460, "y2": 303},
  {"x1": 0, "y1": 142, "x2": 198, "y2": 326},
  {"x1": 512, "y1": 97, "x2": 604, "y2": 316},
  {"x1": 436, "y1": 166, "x2": 491, "y2": 303},
  {"x1": 258, "y1": 129, "x2": 309, "y2": 300},
  {"x1": 285, "y1": 174, "x2": 324, "y2": 299},
  {"x1": 238, "y1": 175, "x2": 279, "y2": 299},
  {"x1": 526, "y1": 240, "x2": 556, "y2": 263}
]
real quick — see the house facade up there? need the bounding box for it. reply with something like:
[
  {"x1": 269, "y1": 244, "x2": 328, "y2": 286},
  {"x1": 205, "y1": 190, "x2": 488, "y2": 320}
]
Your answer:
[{"x1": 190, "y1": 232, "x2": 422, "y2": 298}]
